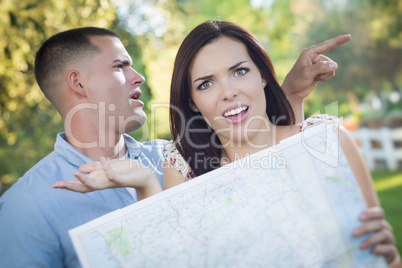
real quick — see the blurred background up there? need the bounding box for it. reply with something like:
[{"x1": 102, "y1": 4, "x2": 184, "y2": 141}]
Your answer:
[{"x1": 0, "y1": 0, "x2": 401, "y2": 252}]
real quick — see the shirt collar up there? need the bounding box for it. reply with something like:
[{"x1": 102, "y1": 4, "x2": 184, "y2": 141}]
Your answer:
[
  {"x1": 124, "y1": 134, "x2": 142, "y2": 159},
  {"x1": 54, "y1": 133, "x2": 143, "y2": 167}
]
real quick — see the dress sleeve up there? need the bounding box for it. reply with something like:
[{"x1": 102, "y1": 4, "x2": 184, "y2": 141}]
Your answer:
[
  {"x1": 163, "y1": 141, "x2": 195, "y2": 180},
  {"x1": 301, "y1": 114, "x2": 343, "y2": 132}
]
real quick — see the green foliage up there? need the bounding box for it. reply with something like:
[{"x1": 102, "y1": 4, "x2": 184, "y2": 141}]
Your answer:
[
  {"x1": 287, "y1": 0, "x2": 402, "y2": 117},
  {"x1": 372, "y1": 171, "x2": 402, "y2": 254}
]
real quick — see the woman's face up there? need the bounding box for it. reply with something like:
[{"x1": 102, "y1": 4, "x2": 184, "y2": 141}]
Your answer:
[{"x1": 189, "y1": 36, "x2": 269, "y2": 144}]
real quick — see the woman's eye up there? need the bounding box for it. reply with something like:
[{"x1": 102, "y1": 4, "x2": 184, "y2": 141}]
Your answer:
[
  {"x1": 198, "y1": 81, "x2": 213, "y2": 90},
  {"x1": 234, "y1": 68, "x2": 249, "y2": 77}
]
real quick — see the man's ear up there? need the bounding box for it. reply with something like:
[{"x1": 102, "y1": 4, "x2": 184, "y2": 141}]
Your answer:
[
  {"x1": 188, "y1": 98, "x2": 199, "y2": 112},
  {"x1": 67, "y1": 70, "x2": 87, "y2": 97}
]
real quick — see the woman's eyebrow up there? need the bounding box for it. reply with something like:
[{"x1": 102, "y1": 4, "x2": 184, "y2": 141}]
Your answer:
[
  {"x1": 193, "y1": 61, "x2": 248, "y2": 83},
  {"x1": 228, "y1": 61, "x2": 247, "y2": 71},
  {"x1": 194, "y1": 74, "x2": 213, "y2": 83}
]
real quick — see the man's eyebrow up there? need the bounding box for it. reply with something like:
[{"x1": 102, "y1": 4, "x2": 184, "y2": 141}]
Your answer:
[
  {"x1": 113, "y1": 59, "x2": 132, "y2": 66},
  {"x1": 228, "y1": 61, "x2": 247, "y2": 71}
]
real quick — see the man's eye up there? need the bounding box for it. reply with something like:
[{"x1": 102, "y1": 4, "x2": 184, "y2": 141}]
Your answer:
[
  {"x1": 114, "y1": 64, "x2": 124, "y2": 69},
  {"x1": 198, "y1": 81, "x2": 212, "y2": 90}
]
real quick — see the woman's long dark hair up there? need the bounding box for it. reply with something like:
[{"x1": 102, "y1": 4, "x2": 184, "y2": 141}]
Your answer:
[{"x1": 169, "y1": 20, "x2": 295, "y2": 177}]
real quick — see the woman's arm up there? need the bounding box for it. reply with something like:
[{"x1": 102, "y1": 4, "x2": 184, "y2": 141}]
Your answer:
[
  {"x1": 282, "y1": 34, "x2": 351, "y2": 123},
  {"x1": 338, "y1": 126, "x2": 400, "y2": 266},
  {"x1": 338, "y1": 126, "x2": 379, "y2": 206},
  {"x1": 163, "y1": 158, "x2": 188, "y2": 190}
]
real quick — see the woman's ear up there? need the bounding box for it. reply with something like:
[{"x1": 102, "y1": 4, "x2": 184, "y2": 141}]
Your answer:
[
  {"x1": 188, "y1": 98, "x2": 199, "y2": 112},
  {"x1": 67, "y1": 70, "x2": 87, "y2": 97},
  {"x1": 262, "y1": 78, "x2": 267, "y2": 88}
]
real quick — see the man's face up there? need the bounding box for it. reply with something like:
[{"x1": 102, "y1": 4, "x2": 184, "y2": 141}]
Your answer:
[{"x1": 80, "y1": 35, "x2": 146, "y2": 134}]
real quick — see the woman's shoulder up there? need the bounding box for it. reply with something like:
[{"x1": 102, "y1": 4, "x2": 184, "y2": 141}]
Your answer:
[
  {"x1": 163, "y1": 140, "x2": 195, "y2": 180},
  {"x1": 300, "y1": 114, "x2": 342, "y2": 132}
]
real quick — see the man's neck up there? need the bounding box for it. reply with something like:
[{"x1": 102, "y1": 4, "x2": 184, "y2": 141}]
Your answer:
[{"x1": 64, "y1": 120, "x2": 127, "y2": 161}]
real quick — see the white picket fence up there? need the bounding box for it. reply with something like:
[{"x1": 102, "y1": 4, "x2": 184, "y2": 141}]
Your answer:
[{"x1": 351, "y1": 127, "x2": 402, "y2": 171}]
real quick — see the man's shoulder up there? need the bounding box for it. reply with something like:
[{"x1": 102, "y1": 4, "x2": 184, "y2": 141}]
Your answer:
[
  {"x1": 20, "y1": 151, "x2": 60, "y2": 177},
  {"x1": 16, "y1": 132, "x2": 73, "y2": 183},
  {"x1": 2, "y1": 149, "x2": 75, "y2": 203},
  {"x1": 16, "y1": 150, "x2": 67, "y2": 182},
  {"x1": 0, "y1": 151, "x2": 61, "y2": 217}
]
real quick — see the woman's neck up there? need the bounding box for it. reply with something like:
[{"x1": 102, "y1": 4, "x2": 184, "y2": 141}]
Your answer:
[{"x1": 220, "y1": 123, "x2": 299, "y2": 164}]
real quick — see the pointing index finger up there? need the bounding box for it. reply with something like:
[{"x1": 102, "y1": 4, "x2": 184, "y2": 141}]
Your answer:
[{"x1": 309, "y1": 34, "x2": 351, "y2": 55}]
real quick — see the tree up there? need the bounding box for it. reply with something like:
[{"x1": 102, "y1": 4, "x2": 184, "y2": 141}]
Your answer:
[{"x1": 288, "y1": 0, "x2": 402, "y2": 116}]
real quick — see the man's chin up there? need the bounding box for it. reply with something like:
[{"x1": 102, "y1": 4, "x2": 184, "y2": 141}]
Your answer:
[{"x1": 123, "y1": 113, "x2": 147, "y2": 133}]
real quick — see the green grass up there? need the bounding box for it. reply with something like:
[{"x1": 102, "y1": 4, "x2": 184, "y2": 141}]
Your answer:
[{"x1": 372, "y1": 171, "x2": 402, "y2": 255}]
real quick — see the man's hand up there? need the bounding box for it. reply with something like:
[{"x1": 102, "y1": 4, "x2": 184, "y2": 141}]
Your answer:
[{"x1": 282, "y1": 34, "x2": 351, "y2": 123}]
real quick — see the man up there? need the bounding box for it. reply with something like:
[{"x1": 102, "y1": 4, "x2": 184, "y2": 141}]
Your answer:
[{"x1": 0, "y1": 27, "x2": 346, "y2": 267}]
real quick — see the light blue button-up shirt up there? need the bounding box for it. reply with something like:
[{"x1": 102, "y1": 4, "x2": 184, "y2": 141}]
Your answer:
[{"x1": 0, "y1": 133, "x2": 167, "y2": 268}]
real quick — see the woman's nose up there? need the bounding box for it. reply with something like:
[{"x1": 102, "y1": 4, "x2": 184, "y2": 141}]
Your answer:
[{"x1": 221, "y1": 81, "x2": 239, "y2": 101}]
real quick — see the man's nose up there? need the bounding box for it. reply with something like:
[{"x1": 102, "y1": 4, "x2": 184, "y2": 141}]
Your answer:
[{"x1": 129, "y1": 67, "x2": 145, "y2": 87}]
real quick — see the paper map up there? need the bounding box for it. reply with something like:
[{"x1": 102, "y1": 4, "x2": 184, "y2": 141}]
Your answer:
[{"x1": 69, "y1": 123, "x2": 387, "y2": 268}]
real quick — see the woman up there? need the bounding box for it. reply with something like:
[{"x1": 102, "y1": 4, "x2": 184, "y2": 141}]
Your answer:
[
  {"x1": 164, "y1": 20, "x2": 298, "y2": 182},
  {"x1": 54, "y1": 20, "x2": 400, "y2": 266},
  {"x1": 163, "y1": 22, "x2": 400, "y2": 265}
]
